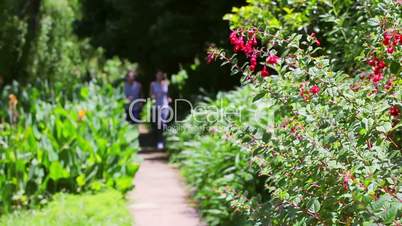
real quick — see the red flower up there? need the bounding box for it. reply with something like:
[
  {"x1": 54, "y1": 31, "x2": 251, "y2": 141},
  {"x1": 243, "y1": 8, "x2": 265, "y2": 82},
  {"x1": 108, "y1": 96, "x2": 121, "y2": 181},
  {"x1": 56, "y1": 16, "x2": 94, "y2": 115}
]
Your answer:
[
  {"x1": 229, "y1": 30, "x2": 245, "y2": 53},
  {"x1": 207, "y1": 52, "x2": 215, "y2": 64},
  {"x1": 249, "y1": 53, "x2": 258, "y2": 72},
  {"x1": 235, "y1": 37, "x2": 245, "y2": 52},
  {"x1": 310, "y1": 85, "x2": 320, "y2": 95},
  {"x1": 387, "y1": 46, "x2": 394, "y2": 54},
  {"x1": 383, "y1": 32, "x2": 393, "y2": 46},
  {"x1": 383, "y1": 38, "x2": 390, "y2": 46},
  {"x1": 371, "y1": 73, "x2": 383, "y2": 84},
  {"x1": 249, "y1": 36, "x2": 257, "y2": 46},
  {"x1": 368, "y1": 58, "x2": 377, "y2": 66},
  {"x1": 390, "y1": 106, "x2": 400, "y2": 117},
  {"x1": 384, "y1": 79, "x2": 393, "y2": 90},
  {"x1": 343, "y1": 172, "x2": 353, "y2": 191},
  {"x1": 266, "y1": 54, "x2": 280, "y2": 65},
  {"x1": 343, "y1": 173, "x2": 351, "y2": 191},
  {"x1": 397, "y1": 33, "x2": 402, "y2": 45},
  {"x1": 248, "y1": 28, "x2": 257, "y2": 38},
  {"x1": 373, "y1": 66, "x2": 382, "y2": 75},
  {"x1": 229, "y1": 31, "x2": 239, "y2": 45},
  {"x1": 310, "y1": 32, "x2": 320, "y2": 46},
  {"x1": 243, "y1": 42, "x2": 254, "y2": 56},
  {"x1": 261, "y1": 66, "x2": 269, "y2": 78},
  {"x1": 393, "y1": 33, "x2": 401, "y2": 45},
  {"x1": 377, "y1": 60, "x2": 386, "y2": 69}
]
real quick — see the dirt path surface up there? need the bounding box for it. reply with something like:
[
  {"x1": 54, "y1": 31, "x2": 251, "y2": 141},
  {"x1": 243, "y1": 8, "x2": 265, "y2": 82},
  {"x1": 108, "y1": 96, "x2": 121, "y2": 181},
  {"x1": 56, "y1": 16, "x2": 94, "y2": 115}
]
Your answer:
[{"x1": 127, "y1": 151, "x2": 206, "y2": 226}]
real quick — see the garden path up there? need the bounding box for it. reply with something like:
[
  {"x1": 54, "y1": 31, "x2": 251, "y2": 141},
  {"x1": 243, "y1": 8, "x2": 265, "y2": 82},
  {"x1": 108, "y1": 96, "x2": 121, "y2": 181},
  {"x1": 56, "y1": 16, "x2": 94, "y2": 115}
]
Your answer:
[{"x1": 127, "y1": 151, "x2": 205, "y2": 226}]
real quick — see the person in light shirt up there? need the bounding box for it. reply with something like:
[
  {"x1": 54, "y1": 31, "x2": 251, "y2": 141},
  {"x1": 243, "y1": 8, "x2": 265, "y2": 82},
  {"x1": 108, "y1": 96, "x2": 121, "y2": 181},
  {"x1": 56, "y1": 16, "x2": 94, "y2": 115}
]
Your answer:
[{"x1": 150, "y1": 70, "x2": 171, "y2": 149}]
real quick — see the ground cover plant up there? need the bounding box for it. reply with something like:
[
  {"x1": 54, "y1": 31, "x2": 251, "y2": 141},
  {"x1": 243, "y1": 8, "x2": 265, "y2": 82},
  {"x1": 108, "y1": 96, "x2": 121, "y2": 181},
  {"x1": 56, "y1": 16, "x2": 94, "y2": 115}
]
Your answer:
[
  {"x1": 169, "y1": 0, "x2": 402, "y2": 225},
  {"x1": 0, "y1": 189, "x2": 132, "y2": 226}
]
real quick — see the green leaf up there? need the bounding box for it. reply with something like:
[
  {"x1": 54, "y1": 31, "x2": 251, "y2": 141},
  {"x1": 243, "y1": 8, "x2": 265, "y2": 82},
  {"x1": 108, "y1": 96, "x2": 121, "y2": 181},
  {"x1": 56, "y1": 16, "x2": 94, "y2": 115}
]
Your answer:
[
  {"x1": 376, "y1": 122, "x2": 392, "y2": 133},
  {"x1": 383, "y1": 205, "x2": 398, "y2": 224},
  {"x1": 390, "y1": 62, "x2": 400, "y2": 74},
  {"x1": 253, "y1": 92, "x2": 266, "y2": 102},
  {"x1": 49, "y1": 162, "x2": 69, "y2": 181},
  {"x1": 76, "y1": 174, "x2": 86, "y2": 187},
  {"x1": 115, "y1": 177, "x2": 133, "y2": 192},
  {"x1": 90, "y1": 181, "x2": 103, "y2": 191},
  {"x1": 80, "y1": 87, "x2": 90, "y2": 99},
  {"x1": 308, "y1": 198, "x2": 321, "y2": 213},
  {"x1": 367, "y1": 18, "x2": 379, "y2": 26}
]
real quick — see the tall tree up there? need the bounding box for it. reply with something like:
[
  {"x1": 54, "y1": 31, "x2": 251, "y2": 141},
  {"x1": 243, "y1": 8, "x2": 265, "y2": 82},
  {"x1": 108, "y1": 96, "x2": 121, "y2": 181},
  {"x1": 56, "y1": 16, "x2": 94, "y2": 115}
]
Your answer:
[{"x1": 17, "y1": 0, "x2": 41, "y2": 80}]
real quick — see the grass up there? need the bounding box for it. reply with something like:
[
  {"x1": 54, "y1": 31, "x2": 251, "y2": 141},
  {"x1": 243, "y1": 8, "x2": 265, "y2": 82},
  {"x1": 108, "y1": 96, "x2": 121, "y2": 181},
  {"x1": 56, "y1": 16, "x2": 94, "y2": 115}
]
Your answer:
[{"x1": 0, "y1": 190, "x2": 132, "y2": 226}]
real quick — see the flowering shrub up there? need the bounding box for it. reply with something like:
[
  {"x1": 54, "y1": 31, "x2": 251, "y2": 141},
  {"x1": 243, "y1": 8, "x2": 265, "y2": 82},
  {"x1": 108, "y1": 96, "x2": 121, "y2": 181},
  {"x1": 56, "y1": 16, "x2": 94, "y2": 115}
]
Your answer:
[
  {"x1": 224, "y1": 0, "x2": 402, "y2": 73},
  {"x1": 210, "y1": 28, "x2": 401, "y2": 225},
  {"x1": 170, "y1": 1, "x2": 401, "y2": 225},
  {"x1": 0, "y1": 82, "x2": 139, "y2": 213}
]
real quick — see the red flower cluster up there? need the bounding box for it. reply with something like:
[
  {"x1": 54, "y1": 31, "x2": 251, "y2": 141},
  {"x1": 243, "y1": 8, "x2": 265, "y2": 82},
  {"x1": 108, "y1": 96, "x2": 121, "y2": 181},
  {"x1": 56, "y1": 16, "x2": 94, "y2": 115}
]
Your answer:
[
  {"x1": 383, "y1": 31, "x2": 401, "y2": 54},
  {"x1": 266, "y1": 54, "x2": 280, "y2": 65},
  {"x1": 367, "y1": 57, "x2": 386, "y2": 86},
  {"x1": 389, "y1": 105, "x2": 400, "y2": 117},
  {"x1": 310, "y1": 85, "x2": 320, "y2": 95},
  {"x1": 229, "y1": 30, "x2": 260, "y2": 73},
  {"x1": 261, "y1": 66, "x2": 269, "y2": 78},
  {"x1": 250, "y1": 53, "x2": 258, "y2": 72},
  {"x1": 300, "y1": 83, "x2": 321, "y2": 101},
  {"x1": 229, "y1": 30, "x2": 257, "y2": 57},
  {"x1": 310, "y1": 32, "x2": 321, "y2": 46},
  {"x1": 228, "y1": 29, "x2": 281, "y2": 78},
  {"x1": 364, "y1": 30, "x2": 401, "y2": 94}
]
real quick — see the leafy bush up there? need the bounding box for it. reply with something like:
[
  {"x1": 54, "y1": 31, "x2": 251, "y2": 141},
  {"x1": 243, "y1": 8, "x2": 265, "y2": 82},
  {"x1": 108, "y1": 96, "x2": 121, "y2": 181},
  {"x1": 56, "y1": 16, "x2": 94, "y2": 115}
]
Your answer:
[
  {"x1": 168, "y1": 86, "x2": 271, "y2": 226},
  {"x1": 0, "y1": 189, "x2": 132, "y2": 226},
  {"x1": 170, "y1": 0, "x2": 401, "y2": 225},
  {"x1": 0, "y1": 82, "x2": 139, "y2": 213}
]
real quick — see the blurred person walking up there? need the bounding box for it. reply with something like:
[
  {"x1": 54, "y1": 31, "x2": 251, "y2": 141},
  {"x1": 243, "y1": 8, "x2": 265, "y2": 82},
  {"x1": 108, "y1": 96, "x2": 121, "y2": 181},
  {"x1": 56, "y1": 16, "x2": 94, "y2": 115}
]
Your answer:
[
  {"x1": 125, "y1": 70, "x2": 143, "y2": 123},
  {"x1": 150, "y1": 70, "x2": 171, "y2": 149}
]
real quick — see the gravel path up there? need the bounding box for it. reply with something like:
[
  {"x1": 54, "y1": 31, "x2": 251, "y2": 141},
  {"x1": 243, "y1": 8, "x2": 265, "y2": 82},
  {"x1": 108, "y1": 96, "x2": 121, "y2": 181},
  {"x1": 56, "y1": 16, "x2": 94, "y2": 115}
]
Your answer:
[{"x1": 127, "y1": 151, "x2": 205, "y2": 226}]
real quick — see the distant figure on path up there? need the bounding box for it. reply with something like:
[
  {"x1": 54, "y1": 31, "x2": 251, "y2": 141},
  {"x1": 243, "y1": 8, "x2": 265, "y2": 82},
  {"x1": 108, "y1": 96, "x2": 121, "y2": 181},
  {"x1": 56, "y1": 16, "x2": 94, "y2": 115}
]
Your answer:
[
  {"x1": 125, "y1": 70, "x2": 143, "y2": 123},
  {"x1": 150, "y1": 71, "x2": 171, "y2": 149}
]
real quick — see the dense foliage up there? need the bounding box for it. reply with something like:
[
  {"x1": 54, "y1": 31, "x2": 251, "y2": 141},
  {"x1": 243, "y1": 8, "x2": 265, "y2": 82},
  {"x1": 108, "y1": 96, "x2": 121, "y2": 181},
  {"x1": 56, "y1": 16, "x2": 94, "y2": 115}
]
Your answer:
[
  {"x1": 0, "y1": 0, "x2": 143, "y2": 219},
  {"x1": 168, "y1": 86, "x2": 270, "y2": 226},
  {"x1": 169, "y1": 0, "x2": 401, "y2": 225},
  {"x1": 0, "y1": 0, "x2": 134, "y2": 86},
  {"x1": 0, "y1": 82, "x2": 139, "y2": 213},
  {"x1": 225, "y1": 0, "x2": 401, "y2": 73},
  {"x1": 0, "y1": 190, "x2": 132, "y2": 226}
]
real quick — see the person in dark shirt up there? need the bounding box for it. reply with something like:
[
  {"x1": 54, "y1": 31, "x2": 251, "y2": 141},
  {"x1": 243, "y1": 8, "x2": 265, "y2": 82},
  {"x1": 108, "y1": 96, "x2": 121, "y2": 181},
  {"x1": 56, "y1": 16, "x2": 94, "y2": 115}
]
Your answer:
[{"x1": 124, "y1": 70, "x2": 143, "y2": 123}]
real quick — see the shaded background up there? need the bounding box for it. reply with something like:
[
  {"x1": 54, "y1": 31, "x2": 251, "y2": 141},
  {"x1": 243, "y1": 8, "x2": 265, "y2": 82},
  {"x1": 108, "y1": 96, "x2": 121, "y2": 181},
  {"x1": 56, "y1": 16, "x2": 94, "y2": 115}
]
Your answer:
[{"x1": 76, "y1": 0, "x2": 243, "y2": 96}]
